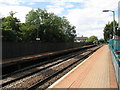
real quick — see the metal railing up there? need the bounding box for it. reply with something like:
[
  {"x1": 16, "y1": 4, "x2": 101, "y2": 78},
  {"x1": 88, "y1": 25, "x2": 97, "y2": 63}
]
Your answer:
[{"x1": 109, "y1": 45, "x2": 120, "y2": 88}]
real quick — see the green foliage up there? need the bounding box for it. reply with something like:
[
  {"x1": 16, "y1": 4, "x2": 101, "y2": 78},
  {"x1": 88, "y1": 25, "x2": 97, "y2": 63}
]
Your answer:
[
  {"x1": 19, "y1": 23, "x2": 37, "y2": 42},
  {"x1": 2, "y1": 30, "x2": 22, "y2": 42},
  {"x1": 2, "y1": 9, "x2": 76, "y2": 42},
  {"x1": 2, "y1": 11, "x2": 21, "y2": 42},
  {"x1": 98, "y1": 38, "x2": 105, "y2": 44},
  {"x1": 86, "y1": 35, "x2": 98, "y2": 42},
  {"x1": 103, "y1": 21, "x2": 118, "y2": 42},
  {"x1": 25, "y1": 9, "x2": 76, "y2": 42}
]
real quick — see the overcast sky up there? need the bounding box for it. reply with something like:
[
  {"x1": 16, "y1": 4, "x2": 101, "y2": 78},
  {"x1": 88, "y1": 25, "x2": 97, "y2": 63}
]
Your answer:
[{"x1": 0, "y1": 0, "x2": 119, "y2": 39}]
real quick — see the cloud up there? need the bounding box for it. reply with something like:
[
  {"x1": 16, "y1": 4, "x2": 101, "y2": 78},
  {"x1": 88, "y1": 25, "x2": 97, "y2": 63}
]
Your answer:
[
  {"x1": 0, "y1": 4, "x2": 32, "y2": 22},
  {"x1": 46, "y1": 2, "x2": 65, "y2": 15},
  {"x1": 46, "y1": 2, "x2": 75, "y2": 14},
  {"x1": 0, "y1": 0, "x2": 119, "y2": 39},
  {"x1": 47, "y1": 7, "x2": 64, "y2": 15},
  {"x1": 28, "y1": 2, "x2": 35, "y2": 5},
  {"x1": 0, "y1": 0, "x2": 75, "y2": 4},
  {"x1": 0, "y1": 0, "x2": 24, "y2": 5},
  {"x1": 84, "y1": 0, "x2": 118, "y2": 10},
  {"x1": 65, "y1": 3, "x2": 74, "y2": 8},
  {"x1": 65, "y1": 0, "x2": 119, "y2": 39}
]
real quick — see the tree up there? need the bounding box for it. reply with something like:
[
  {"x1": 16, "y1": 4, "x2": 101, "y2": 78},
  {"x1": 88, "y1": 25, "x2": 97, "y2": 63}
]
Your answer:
[
  {"x1": 19, "y1": 23, "x2": 37, "y2": 42},
  {"x1": 2, "y1": 9, "x2": 76, "y2": 42},
  {"x1": 103, "y1": 21, "x2": 118, "y2": 42},
  {"x1": 9, "y1": 11, "x2": 16, "y2": 17},
  {"x1": 86, "y1": 35, "x2": 98, "y2": 43},
  {"x1": 2, "y1": 11, "x2": 21, "y2": 42},
  {"x1": 98, "y1": 38, "x2": 105, "y2": 44},
  {"x1": 25, "y1": 8, "x2": 76, "y2": 42}
]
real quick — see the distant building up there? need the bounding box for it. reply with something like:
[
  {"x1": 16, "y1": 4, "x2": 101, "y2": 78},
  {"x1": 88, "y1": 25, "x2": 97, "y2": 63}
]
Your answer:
[{"x1": 74, "y1": 36, "x2": 88, "y2": 42}]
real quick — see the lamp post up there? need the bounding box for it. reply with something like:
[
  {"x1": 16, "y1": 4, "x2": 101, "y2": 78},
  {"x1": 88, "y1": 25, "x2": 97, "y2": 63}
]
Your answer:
[{"x1": 103, "y1": 10, "x2": 116, "y2": 49}]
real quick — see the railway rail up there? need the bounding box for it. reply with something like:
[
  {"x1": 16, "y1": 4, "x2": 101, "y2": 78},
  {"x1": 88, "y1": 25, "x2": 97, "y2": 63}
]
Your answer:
[
  {"x1": 1, "y1": 45, "x2": 102, "y2": 89},
  {"x1": 1, "y1": 49, "x2": 85, "y2": 86},
  {"x1": 2, "y1": 45, "x2": 95, "y2": 76}
]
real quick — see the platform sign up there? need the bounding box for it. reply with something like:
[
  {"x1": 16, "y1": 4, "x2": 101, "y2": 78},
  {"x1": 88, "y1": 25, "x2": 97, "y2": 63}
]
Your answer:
[{"x1": 36, "y1": 38, "x2": 40, "y2": 41}]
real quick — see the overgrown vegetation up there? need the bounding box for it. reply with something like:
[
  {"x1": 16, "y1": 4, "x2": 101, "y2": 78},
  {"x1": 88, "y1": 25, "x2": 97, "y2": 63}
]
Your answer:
[
  {"x1": 86, "y1": 35, "x2": 98, "y2": 43},
  {"x1": 2, "y1": 9, "x2": 76, "y2": 42},
  {"x1": 103, "y1": 21, "x2": 118, "y2": 42}
]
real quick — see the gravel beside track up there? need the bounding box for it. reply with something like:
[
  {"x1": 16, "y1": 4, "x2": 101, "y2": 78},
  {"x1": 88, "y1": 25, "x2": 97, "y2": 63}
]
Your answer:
[
  {"x1": 1, "y1": 50, "x2": 85, "y2": 86},
  {"x1": 38, "y1": 47, "x2": 99, "y2": 89},
  {"x1": 1, "y1": 45, "x2": 102, "y2": 89}
]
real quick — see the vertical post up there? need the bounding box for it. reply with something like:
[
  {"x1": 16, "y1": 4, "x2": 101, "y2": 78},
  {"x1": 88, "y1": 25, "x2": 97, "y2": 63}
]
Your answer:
[
  {"x1": 0, "y1": 18, "x2": 2, "y2": 81},
  {"x1": 102, "y1": 10, "x2": 116, "y2": 49},
  {"x1": 112, "y1": 11, "x2": 116, "y2": 50}
]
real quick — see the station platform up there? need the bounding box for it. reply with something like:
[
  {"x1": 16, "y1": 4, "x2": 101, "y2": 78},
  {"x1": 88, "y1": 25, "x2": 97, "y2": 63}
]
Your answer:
[{"x1": 49, "y1": 45, "x2": 118, "y2": 88}]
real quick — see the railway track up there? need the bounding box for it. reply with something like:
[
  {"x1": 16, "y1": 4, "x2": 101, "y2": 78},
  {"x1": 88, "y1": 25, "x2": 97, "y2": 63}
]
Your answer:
[
  {"x1": 1, "y1": 49, "x2": 85, "y2": 86},
  {"x1": 1, "y1": 45, "x2": 102, "y2": 89},
  {"x1": 2, "y1": 45, "x2": 95, "y2": 76}
]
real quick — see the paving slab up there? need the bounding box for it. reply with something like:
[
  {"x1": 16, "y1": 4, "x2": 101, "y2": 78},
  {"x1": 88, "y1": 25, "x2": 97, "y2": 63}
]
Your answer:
[{"x1": 49, "y1": 45, "x2": 118, "y2": 88}]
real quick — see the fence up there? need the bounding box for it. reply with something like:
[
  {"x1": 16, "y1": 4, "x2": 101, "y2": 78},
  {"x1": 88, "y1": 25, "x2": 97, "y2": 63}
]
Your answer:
[
  {"x1": 2, "y1": 42, "x2": 92, "y2": 59},
  {"x1": 109, "y1": 44, "x2": 120, "y2": 88}
]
